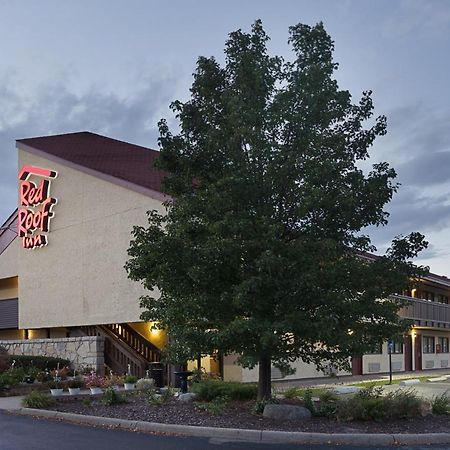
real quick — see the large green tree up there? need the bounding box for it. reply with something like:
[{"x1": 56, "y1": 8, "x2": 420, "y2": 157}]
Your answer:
[{"x1": 126, "y1": 21, "x2": 427, "y2": 400}]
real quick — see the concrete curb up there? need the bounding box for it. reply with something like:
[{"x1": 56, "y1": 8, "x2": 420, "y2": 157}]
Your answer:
[{"x1": 10, "y1": 408, "x2": 450, "y2": 446}]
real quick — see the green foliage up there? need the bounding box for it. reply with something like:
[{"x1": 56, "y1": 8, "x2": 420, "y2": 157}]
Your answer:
[
  {"x1": 303, "y1": 389, "x2": 316, "y2": 414},
  {"x1": 10, "y1": 356, "x2": 70, "y2": 371},
  {"x1": 336, "y1": 387, "x2": 423, "y2": 421},
  {"x1": 282, "y1": 387, "x2": 302, "y2": 399},
  {"x1": 126, "y1": 20, "x2": 428, "y2": 400},
  {"x1": 146, "y1": 387, "x2": 175, "y2": 406},
  {"x1": 432, "y1": 392, "x2": 450, "y2": 415},
  {"x1": 252, "y1": 397, "x2": 278, "y2": 415},
  {"x1": 82, "y1": 397, "x2": 92, "y2": 407},
  {"x1": 22, "y1": 391, "x2": 55, "y2": 409},
  {"x1": 319, "y1": 390, "x2": 338, "y2": 403},
  {"x1": 191, "y1": 380, "x2": 257, "y2": 401},
  {"x1": 123, "y1": 375, "x2": 138, "y2": 384},
  {"x1": 101, "y1": 387, "x2": 127, "y2": 406},
  {"x1": 195, "y1": 395, "x2": 229, "y2": 415}
]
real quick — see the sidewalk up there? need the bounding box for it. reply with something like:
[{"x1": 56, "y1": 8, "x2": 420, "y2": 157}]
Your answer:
[
  {"x1": 0, "y1": 395, "x2": 24, "y2": 410},
  {"x1": 273, "y1": 368, "x2": 450, "y2": 389}
]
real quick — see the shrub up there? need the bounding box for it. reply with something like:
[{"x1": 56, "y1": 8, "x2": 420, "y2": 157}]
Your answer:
[
  {"x1": 104, "y1": 374, "x2": 123, "y2": 388},
  {"x1": 36, "y1": 371, "x2": 52, "y2": 383},
  {"x1": 123, "y1": 375, "x2": 138, "y2": 384},
  {"x1": 283, "y1": 387, "x2": 301, "y2": 399},
  {"x1": 136, "y1": 378, "x2": 155, "y2": 392},
  {"x1": 251, "y1": 397, "x2": 278, "y2": 415},
  {"x1": 336, "y1": 387, "x2": 424, "y2": 422},
  {"x1": 319, "y1": 390, "x2": 338, "y2": 403},
  {"x1": 303, "y1": 389, "x2": 316, "y2": 414},
  {"x1": 67, "y1": 378, "x2": 84, "y2": 389},
  {"x1": 9, "y1": 356, "x2": 70, "y2": 371},
  {"x1": 195, "y1": 395, "x2": 229, "y2": 415},
  {"x1": 101, "y1": 387, "x2": 127, "y2": 406},
  {"x1": 432, "y1": 392, "x2": 450, "y2": 415},
  {"x1": 47, "y1": 380, "x2": 63, "y2": 390},
  {"x1": 22, "y1": 391, "x2": 55, "y2": 409},
  {"x1": 191, "y1": 380, "x2": 257, "y2": 401}
]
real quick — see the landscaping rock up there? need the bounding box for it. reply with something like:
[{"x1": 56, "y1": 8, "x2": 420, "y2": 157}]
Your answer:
[
  {"x1": 177, "y1": 393, "x2": 197, "y2": 402},
  {"x1": 333, "y1": 386, "x2": 361, "y2": 395},
  {"x1": 399, "y1": 379, "x2": 420, "y2": 386},
  {"x1": 263, "y1": 404, "x2": 311, "y2": 421}
]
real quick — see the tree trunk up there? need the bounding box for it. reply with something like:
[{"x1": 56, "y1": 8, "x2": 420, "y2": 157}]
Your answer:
[{"x1": 257, "y1": 353, "x2": 272, "y2": 401}]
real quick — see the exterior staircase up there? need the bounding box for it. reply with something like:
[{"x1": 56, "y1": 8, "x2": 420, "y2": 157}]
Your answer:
[{"x1": 81, "y1": 323, "x2": 162, "y2": 378}]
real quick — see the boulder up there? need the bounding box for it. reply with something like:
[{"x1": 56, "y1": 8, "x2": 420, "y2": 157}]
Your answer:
[
  {"x1": 263, "y1": 404, "x2": 312, "y2": 420},
  {"x1": 178, "y1": 393, "x2": 197, "y2": 402}
]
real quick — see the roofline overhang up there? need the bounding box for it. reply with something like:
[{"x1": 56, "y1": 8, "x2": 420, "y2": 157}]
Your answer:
[{"x1": 17, "y1": 142, "x2": 171, "y2": 203}]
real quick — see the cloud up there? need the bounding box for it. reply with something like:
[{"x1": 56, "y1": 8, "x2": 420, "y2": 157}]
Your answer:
[
  {"x1": 0, "y1": 73, "x2": 179, "y2": 224},
  {"x1": 382, "y1": 0, "x2": 450, "y2": 40}
]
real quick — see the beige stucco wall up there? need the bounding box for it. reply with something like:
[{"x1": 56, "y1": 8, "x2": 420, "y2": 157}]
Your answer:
[
  {"x1": 18, "y1": 149, "x2": 166, "y2": 329},
  {"x1": 240, "y1": 358, "x2": 350, "y2": 383},
  {"x1": 362, "y1": 342, "x2": 405, "y2": 374},
  {"x1": 419, "y1": 330, "x2": 450, "y2": 370},
  {"x1": 0, "y1": 239, "x2": 18, "y2": 280}
]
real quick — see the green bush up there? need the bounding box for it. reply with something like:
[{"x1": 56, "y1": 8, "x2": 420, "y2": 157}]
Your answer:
[
  {"x1": 282, "y1": 387, "x2": 301, "y2": 399},
  {"x1": 336, "y1": 387, "x2": 424, "y2": 422},
  {"x1": 432, "y1": 392, "x2": 450, "y2": 415},
  {"x1": 195, "y1": 395, "x2": 229, "y2": 415},
  {"x1": 10, "y1": 356, "x2": 70, "y2": 371},
  {"x1": 251, "y1": 398, "x2": 278, "y2": 415},
  {"x1": 191, "y1": 380, "x2": 257, "y2": 401},
  {"x1": 101, "y1": 387, "x2": 127, "y2": 406},
  {"x1": 22, "y1": 391, "x2": 55, "y2": 409}
]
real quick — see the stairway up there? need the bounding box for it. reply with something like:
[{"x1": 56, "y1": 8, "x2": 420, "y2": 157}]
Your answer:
[{"x1": 81, "y1": 323, "x2": 161, "y2": 378}]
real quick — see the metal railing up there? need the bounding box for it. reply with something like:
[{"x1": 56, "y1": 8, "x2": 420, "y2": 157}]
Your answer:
[{"x1": 394, "y1": 294, "x2": 450, "y2": 326}]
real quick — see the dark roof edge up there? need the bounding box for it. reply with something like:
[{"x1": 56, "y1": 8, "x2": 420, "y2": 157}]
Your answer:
[
  {"x1": 17, "y1": 131, "x2": 159, "y2": 155},
  {"x1": 17, "y1": 142, "x2": 170, "y2": 203}
]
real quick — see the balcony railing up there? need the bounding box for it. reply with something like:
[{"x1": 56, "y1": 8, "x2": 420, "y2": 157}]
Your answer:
[{"x1": 394, "y1": 294, "x2": 450, "y2": 327}]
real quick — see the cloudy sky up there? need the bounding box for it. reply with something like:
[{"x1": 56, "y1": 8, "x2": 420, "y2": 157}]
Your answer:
[{"x1": 0, "y1": 0, "x2": 449, "y2": 274}]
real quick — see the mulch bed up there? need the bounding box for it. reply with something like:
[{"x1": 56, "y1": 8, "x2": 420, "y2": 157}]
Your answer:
[{"x1": 47, "y1": 394, "x2": 450, "y2": 434}]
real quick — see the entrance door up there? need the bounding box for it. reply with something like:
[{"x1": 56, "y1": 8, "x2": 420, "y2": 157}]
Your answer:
[
  {"x1": 404, "y1": 335, "x2": 412, "y2": 372},
  {"x1": 415, "y1": 335, "x2": 422, "y2": 371},
  {"x1": 351, "y1": 356, "x2": 363, "y2": 375}
]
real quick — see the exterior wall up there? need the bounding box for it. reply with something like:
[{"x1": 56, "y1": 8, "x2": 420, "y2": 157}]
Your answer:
[
  {"x1": 18, "y1": 149, "x2": 165, "y2": 329},
  {"x1": 0, "y1": 336, "x2": 104, "y2": 372},
  {"x1": 362, "y1": 342, "x2": 405, "y2": 374},
  {"x1": 238, "y1": 358, "x2": 350, "y2": 383},
  {"x1": 419, "y1": 330, "x2": 450, "y2": 370},
  {"x1": 0, "y1": 239, "x2": 18, "y2": 280},
  {"x1": 128, "y1": 322, "x2": 167, "y2": 350},
  {"x1": 223, "y1": 354, "x2": 243, "y2": 382}
]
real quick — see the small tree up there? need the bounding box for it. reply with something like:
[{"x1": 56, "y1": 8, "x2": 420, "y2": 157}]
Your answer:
[{"x1": 126, "y1": 21, "x2": 427, "y2": 400}]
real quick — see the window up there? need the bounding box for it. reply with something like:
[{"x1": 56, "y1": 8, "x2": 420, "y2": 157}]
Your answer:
[
  {"x1": 391, "y1": 339, "x2": 403, "y2": 354},
  {"x1": 423, "y1": 336, "x2": 435, "y2": 354},
  {"x1": 421, "y1": 291, "x2": 435, "y2": 302},
  {"x1": 438, "y1": 337, "x2": 449, "y2": 353},
  {"x1": 437, "y1": 295, "x2": 449, "y2": 304},
  {"x1": 366, "y1": 342, "x2": 383, "y2": 355}
]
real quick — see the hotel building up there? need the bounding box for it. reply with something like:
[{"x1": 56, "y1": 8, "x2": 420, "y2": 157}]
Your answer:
[{"x1": 1, "y1": 132, "x2": 450, "y2": 382}]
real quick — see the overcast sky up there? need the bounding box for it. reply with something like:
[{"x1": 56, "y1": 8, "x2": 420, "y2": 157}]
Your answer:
[{"x1": 0, "y1": 0, "x2": 449, "y2": 274}]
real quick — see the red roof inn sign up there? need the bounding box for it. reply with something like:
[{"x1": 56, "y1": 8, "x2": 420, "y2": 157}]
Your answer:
[{"x1": 18, "y1": 165, "x2": 58, "y2": 249}]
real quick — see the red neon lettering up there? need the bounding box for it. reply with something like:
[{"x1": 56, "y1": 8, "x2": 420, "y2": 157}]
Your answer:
[
  {"x1": 20, "y1": 179, "x2": 50, "y2": 207},
  {"x1": 17, "y1": 165, "x2": 58, "y2": 249},
  {"x1": 22, "y1": 235, "x2": 47, "y2": 249},
  {"x1": 18, "y1": 165, "x2": 57, "y2": 181}
]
